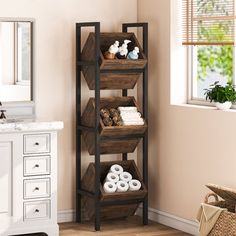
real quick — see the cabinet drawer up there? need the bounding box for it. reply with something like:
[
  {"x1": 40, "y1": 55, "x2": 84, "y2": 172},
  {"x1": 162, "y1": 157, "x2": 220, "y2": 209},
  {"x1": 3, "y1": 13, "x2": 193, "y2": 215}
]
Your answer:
[
  {"x1": 24, "y1": 134, "x2": 50, "y2": 154},
  {"x1": 24, "y1": 178, "x2": 50, "y2": 199},
  {"x1": 24, "y1": 200, "x2": 50, "y2": 221},
  {"x1": 24, "y1": 155, "x2": 51, "y2": 176}
]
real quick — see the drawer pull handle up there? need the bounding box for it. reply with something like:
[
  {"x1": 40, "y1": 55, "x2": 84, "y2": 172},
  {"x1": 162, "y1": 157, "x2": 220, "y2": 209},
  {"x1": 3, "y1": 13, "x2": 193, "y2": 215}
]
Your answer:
[
  {"x1": 35, "y1": 209, "x2": 40, "y2": 213},
  {"x1": 34, "y1": 187, "x2": 39, "y2": 191},
  {"x1": 35, "y1": 142, "x2": 39, "y2": 146},
  {"x1": 34, "y1": 164, "x2": 39, "y2": 168}
]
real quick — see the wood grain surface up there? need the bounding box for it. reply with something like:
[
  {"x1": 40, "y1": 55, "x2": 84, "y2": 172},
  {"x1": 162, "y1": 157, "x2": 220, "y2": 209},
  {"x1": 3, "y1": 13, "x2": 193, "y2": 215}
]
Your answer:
[{"x1": 59, "y1": 216, "x2": 192, "y2": 236}]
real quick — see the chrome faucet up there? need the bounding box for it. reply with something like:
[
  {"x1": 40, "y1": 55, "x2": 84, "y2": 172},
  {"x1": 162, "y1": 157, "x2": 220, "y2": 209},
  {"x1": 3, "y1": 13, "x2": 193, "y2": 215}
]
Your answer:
[{"x1": 0, "y1": 102, "x2": 6, "y2": 119}]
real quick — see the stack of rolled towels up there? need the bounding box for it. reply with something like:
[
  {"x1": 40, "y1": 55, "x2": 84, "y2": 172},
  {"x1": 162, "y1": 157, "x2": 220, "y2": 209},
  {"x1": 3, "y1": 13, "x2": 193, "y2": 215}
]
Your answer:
[
  {"x1": 118, "y1": 106, "x2": 144, "y2": 126},
  {"x1": 103, "y1": 164, "x2": 142, "y2": 193}
]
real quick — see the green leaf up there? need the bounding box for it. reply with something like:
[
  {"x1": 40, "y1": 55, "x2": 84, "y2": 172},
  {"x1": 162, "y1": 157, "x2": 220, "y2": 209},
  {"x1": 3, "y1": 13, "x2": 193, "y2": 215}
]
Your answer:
[{"x1": 205, "y1": 81, "x2": 236, "y2": 103}]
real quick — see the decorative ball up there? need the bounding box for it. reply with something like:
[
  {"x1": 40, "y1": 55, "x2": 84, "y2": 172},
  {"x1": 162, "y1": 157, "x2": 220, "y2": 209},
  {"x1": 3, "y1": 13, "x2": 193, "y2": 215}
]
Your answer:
[
  {"x1": 100, "y1": 108, "x2": 110, "y2": 118},
  {"x1": 109, "y1": 108, "x2": 120, "y2": 118},
  {"x1": 112, "y1": 116, "x2": 122, "y2": 126},
  {"x1": 100, "y1": 107, "x2": 123, "y2": 126},
  {"x1": 102, "y1": 117, "x2": 113, "y2": 126},
  {"x1": 116, "y1": 120, "x2": 123, "y2": 126}
]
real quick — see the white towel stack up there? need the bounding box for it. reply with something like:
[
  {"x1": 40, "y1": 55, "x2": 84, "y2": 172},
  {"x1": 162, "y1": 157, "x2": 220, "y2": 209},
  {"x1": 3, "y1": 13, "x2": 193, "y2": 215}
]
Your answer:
[
  {"x1": 118, "y1": 106, "x2": 144, "y2": 125},
  {"x1": 103, "y1": 164, "x2": 141, "y2": 193}
]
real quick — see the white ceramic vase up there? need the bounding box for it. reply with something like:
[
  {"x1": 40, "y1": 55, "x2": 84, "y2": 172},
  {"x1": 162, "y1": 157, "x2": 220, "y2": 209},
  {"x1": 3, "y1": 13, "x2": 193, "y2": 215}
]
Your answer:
[{"x1": 215, "y1": 101, "x2": 232, "y2": 110}]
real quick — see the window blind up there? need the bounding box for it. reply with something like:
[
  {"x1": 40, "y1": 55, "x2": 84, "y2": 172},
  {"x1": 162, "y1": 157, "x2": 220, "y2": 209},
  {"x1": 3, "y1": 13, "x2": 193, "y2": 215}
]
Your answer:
[{"x1": 182, "y1": 0, "x2": 235, "y2": 45}]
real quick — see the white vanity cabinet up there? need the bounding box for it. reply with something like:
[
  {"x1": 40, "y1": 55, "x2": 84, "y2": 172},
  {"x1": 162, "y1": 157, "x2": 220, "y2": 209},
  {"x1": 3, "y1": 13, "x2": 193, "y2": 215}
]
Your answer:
[
  {"x1": 0, "y1": 142, "x2": 12, "y2": 222},
  {"x1": 0, "y1": 121, "x2": 63, "y2": 236}
]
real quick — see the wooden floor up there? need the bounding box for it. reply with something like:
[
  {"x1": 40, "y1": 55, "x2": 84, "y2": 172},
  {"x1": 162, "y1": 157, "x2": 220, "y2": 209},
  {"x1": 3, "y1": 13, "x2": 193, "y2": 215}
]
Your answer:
[{"x1": 59, "y1": 216, "x2": 192, "y2": 236}]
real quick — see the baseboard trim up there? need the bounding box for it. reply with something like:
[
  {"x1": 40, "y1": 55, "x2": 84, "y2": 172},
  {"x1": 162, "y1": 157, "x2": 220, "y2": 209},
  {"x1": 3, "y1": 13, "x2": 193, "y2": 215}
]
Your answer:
[
  {"x1": 57, "y1": 209, "x2": 75, "y2": 223},
  {"x1": 57, "y1": 208, "x2": 199, "y2": 235},
  {"x1": 136, "y1": 207, "x2": 198, "y2": 236}
]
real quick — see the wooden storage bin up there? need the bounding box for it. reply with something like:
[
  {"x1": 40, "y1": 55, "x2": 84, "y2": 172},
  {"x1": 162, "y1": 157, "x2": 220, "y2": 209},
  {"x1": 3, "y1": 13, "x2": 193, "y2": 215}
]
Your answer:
[
  {"x1": 82, "y1": 160, "x2": 147, "y2": 220},
  {"x1": 81, "y1": 32, "x2": 147, "y2": 90},
  {"x1": 81, "y1": 96, "x2": 147, "y2": 155}
]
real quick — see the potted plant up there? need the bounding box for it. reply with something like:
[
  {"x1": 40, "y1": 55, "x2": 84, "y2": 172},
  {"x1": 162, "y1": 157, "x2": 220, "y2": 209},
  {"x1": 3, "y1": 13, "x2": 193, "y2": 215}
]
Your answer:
[{"x1": 204, "y1": 81, "x2": 236, "y2": 110}]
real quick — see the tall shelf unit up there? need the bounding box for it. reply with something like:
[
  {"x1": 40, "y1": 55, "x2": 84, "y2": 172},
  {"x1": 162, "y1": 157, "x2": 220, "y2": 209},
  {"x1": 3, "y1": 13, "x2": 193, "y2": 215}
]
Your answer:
[{"x1": 76, "y1": 22, "x2": 148, "y2": 231}]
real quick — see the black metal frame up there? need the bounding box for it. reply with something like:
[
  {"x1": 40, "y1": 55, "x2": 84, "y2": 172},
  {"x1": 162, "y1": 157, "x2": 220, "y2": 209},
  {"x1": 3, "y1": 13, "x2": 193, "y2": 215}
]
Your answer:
[{"x1": 76, "y1": 22, "x2": 148, "y2": 231}]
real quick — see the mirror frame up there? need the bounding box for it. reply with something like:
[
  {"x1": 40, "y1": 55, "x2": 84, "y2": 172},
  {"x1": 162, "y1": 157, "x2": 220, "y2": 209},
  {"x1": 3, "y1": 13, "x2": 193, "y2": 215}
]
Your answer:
[{"x1": 0, "y1": 17, "x2": 35, "y2": 118}]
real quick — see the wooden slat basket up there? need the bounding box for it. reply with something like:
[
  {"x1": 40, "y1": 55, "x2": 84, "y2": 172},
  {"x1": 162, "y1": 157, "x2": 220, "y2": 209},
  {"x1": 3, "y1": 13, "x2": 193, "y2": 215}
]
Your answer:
[
  {"x1": 204, "y1": 184, "x2": 236, "y2": 236},
  {"x1": 82, "y1": 160, "x2": 147, "y2": 220},
  {"x1": 81, "y1": 96, "x2": 147, "y2": 155},
  {"x1": 81, "y1": 32, "x2": 147, "y2": 90}
]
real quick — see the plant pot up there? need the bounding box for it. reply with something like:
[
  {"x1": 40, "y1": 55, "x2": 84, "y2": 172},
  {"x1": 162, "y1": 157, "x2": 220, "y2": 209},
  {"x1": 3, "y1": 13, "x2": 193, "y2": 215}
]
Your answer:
[{"x1": 215, "y1": 101, "x2": 232, "y2": 110}]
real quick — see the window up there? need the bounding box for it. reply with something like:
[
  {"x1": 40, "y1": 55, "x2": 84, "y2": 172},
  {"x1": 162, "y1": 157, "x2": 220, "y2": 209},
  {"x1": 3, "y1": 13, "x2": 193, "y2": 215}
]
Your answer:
[{"x1": 182, "y1": 0, "x2": 235, "y2": 104}]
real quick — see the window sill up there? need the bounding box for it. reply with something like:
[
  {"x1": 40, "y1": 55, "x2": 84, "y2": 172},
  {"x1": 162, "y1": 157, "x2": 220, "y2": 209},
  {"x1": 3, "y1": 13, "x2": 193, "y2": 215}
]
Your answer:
[{"x1": 171, "y1": 103, "x2": 236, "y2": 113}]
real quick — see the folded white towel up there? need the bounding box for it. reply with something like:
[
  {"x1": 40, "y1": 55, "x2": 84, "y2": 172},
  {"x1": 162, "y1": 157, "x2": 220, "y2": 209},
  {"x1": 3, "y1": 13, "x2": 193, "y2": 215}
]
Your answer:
[
  {"x1": 123, "y1": 120, "x2": 144, "y2": 126},
  {"x1": 122, "y1": 118, "x2": 144, "y2": 122},
  {"x1": 118, "y1": 106, "x2": 137, "y2": 112},
  {"x1": 119, "y1": 107, "x2": 144, "y2": 126},
  {"x1": 120, "y1": 114, "x2": 142, "y2": 120},
  {"x1": 120, "y1": 110, "x2": 140, "y2": 115},
  {"x1": 120, "y1": 111, "x2": 141, "y2": 115}
]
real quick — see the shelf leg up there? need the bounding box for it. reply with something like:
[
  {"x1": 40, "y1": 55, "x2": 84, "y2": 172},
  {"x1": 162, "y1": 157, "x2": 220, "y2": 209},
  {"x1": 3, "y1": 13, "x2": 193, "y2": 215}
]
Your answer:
[
  {"x1": 143, "y1": 131, "x2": 148, "y2": 225},
  {"x1": 122, "y1": 87, "x2": 128, "y2": 161},
  {"x1": 94, "y1": 132, "x2": 101, "y2": 231},
  {"x1": 122, "y1": 22, "x2": 149, "y2": 226},
  {"x1": 143, "y1": 197, "x2": 148, "y2": 225},
  {"x1": 95, "y1": 199, "x2": 101, "y2": 231},
  {"x1": 143, "y1": 23, "x2": 149, "y2": 225},
  {"x1": 94, "y1": 22, "x2": 101, "y2": 231},
  {"x1": 76, "y1": 23, "x2": 82, "y2": 223},
  {"x1": 76, "y1": 21, "x2": 101, "y2": 227}
]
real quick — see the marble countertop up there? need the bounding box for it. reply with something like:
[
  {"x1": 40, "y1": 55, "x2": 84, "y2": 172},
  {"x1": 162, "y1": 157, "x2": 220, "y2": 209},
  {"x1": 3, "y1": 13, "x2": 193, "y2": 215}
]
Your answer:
[{"x1": 0, "y1": 118, "x2": 63, "y2": 133}]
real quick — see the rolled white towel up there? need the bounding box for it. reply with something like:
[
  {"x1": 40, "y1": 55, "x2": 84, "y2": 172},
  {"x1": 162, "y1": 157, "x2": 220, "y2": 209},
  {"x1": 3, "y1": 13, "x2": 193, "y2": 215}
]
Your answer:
[
  {"x1": 116, "y1": 181, "x2": 129, "y2": 192},
  {"x1": 103, "y1": 181, "x2": 117, "y2": 193},
  {"x1": 129, "y1": 179, "x2": 141, "y2": 191},
  {"x1": 105, "y1": 172, "x2": 119, "y2": 183},
  {"x1": 119, "y1": 171, "x2": 132, "y2": 182},
  {"x1": 109, "y1": 164, "x2": 123, "y2": 175}
]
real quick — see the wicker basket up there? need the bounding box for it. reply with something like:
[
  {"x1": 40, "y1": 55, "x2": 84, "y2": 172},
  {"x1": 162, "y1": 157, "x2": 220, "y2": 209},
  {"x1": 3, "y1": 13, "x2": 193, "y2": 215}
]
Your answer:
[{"x1": 204, "y1": 184, "x2": 236, "y2": 236}]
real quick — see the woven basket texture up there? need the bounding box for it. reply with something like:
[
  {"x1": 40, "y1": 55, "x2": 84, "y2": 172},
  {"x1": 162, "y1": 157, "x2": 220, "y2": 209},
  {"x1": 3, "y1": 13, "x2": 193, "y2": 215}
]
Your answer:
[{"x1": 207, "y1": 201, "x2": 236, "y2": 235}]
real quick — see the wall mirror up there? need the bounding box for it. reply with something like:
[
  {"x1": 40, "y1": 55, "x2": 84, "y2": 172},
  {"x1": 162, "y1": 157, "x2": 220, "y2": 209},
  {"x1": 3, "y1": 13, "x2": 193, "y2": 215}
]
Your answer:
[{"x1": 0, "y1": 18, "x2": 33, "y2": 103}]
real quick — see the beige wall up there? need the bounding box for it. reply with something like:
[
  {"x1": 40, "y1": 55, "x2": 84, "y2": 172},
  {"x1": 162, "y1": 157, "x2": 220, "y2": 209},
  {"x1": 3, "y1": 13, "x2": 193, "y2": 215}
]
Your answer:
[
  {"x1": 138, "y1": 0, "x2": 236, "y2": 221},
  {"x1": 0, "y1": 0, "x2": 138, "y2": 211}
]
